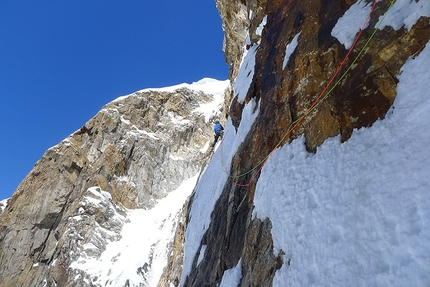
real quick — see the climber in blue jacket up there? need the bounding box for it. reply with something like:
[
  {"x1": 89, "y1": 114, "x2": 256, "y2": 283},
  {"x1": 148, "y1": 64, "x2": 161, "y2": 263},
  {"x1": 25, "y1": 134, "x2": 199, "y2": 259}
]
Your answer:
[{"x1": 212, "y1": 120, "x2": 224, "y2": 147}]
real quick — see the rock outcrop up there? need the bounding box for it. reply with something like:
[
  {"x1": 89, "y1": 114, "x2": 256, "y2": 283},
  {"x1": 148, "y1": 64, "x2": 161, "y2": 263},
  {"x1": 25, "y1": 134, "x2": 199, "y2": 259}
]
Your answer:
[
  {"x1": 0, "y1": 79, "x2": 229, "y2": 287},
  {"x1": 181, "y1": 0, "x2": 430, "y2": 286}
]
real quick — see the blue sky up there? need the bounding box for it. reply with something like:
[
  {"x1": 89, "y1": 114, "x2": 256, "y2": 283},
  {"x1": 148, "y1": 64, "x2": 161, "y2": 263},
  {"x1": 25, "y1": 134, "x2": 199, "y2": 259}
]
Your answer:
[{"x1": 0, "y1": 0, "x2": 228, "y2": 200}]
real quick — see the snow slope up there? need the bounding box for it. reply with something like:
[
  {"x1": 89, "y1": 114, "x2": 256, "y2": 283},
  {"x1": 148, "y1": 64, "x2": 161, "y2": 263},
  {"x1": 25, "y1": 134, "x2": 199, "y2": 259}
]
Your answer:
[{"x1": 71, "y1": 175, "x2": 199, "y2": 286}]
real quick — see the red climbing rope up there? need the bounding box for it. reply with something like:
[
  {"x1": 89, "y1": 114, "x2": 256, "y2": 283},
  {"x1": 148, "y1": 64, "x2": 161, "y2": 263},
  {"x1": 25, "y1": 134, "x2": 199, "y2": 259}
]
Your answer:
[{"x1": 223, "y1": 0, "x2": 382, "y2": 187}]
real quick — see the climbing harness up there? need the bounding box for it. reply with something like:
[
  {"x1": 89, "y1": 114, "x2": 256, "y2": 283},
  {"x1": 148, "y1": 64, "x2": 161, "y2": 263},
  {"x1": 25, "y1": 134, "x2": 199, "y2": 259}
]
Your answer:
[{"x1": 221, "y1": 0, "x2": 395, "y2": 188}]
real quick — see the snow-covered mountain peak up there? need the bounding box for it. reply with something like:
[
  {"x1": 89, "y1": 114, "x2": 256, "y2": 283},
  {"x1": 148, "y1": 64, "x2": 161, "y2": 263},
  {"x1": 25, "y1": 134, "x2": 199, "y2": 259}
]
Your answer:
[{"x1": 0, "y1": 76, "x2": 229, "y2": 286}]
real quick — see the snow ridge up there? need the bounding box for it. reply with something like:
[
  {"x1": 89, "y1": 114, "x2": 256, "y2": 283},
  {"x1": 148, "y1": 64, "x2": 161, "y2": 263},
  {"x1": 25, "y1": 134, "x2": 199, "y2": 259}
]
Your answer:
[{"x1": 180, "y1": 98, "x2": 260, "y2": 286}]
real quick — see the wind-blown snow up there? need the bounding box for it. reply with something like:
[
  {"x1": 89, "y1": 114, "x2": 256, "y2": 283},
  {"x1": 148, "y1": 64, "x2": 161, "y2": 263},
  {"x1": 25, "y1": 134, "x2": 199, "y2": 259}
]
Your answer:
[
  {"x1": 282, "y1": 31, "x2": 301, "y2": 70},
  {"x1": 71, "y1": 175, "x2": 199, "y2": 287},
  {"x1": 378, "y1": 0, "x2": 430, "y2": 31},
  {"x1": 252, "y1": 41, "x2": 430, "y2": 286},
  {"x1": 180, "y1": 98, "x2": 260, "y2": 286},
  {"x1": 331, "y1": 0, "x2": 372, "y2": 49}
]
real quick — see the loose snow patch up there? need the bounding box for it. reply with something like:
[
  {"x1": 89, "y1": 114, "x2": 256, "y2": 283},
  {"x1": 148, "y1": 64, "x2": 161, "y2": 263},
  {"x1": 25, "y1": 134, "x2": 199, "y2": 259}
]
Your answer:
[
  {"x1": 128, "y1": 126, "x2": 159, "y2": 140},
  {"x1": 378, "y1": 0, "x2": 430, "y2": 31},
  {"x1": 168, "y1": 112, "x2": 191, "y2": 125},
  {"x1": 283, "y1": 31, "x2": 301, "y2": 69},
  {"x1": 331, "y1": 0, "x2": 372, "y2": 49},
  {"x1": 87, "y1": 186, "x2": 112, "y2": 201}
]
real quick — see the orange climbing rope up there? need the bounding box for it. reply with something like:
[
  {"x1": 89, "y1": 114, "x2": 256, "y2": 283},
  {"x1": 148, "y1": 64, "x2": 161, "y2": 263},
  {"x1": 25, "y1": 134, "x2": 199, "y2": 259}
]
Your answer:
[{"x1": 221, "y1": 0, "x2": 394, "y2": 187}]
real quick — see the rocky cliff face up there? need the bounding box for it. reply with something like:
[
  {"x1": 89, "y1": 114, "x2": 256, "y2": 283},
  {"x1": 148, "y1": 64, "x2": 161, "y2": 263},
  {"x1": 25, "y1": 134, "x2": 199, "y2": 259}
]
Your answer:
[
  {"x1": 1, "y1": 0, "x2": 429, "y2": 286},
  {"x1": 0, "y1": 79, "x2": 229, "y2": 287},
  {"x1": 180, "y1": 0, "x2": 430, "y2": 286}
]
